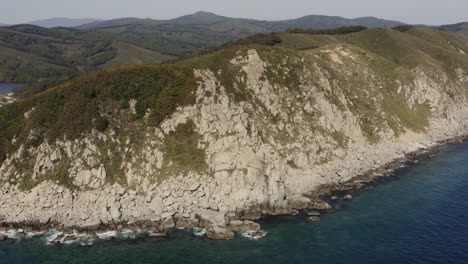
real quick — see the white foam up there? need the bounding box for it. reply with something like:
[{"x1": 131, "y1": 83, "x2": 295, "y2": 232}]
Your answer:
[
  {"x1": 96, "y1": 231, "x2": 117, "y2": 239},
  {"x1": 0, "y1": 229, "x2": 27, "y2": 240},
  {"x1": 45, "y1": 230, "x2": 64, "y2": 245},
  {"x1": 240, "y1": 230, "x2": 267, "y2": 240},
  {"x1": 193, "y1": 227, "x2": 206, "y2": 237}
]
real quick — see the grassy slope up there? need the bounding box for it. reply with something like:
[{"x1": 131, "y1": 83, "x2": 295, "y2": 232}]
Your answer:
[
  {"x1": 276, "y1": 27, "x2": 468, "y2": 79},
  {"x1": 439, "y1": 22, "x2": 468, "y2": 40},
  {"x1": 101, "y1": 42, "x2": 176, "y2": 68},
  {"x1": 0, "y1": 25, "x2": 185, "y2": 82}
]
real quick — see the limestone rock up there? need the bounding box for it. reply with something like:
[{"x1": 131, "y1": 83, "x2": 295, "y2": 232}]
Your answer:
[
  {"x1": 307, "y1": 211, "x2": 321, "y2": 216},
  {"x1": 206, "y1": 226, "x2": 234, "y2": 240},
  {"x1": 148, "y1": 232, "x2": 167, "y2": 238},
  {"x1": 228, "y1": 220, "x2": 261, "y2": 232}
]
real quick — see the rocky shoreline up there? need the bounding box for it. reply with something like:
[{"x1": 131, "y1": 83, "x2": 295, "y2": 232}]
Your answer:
[
  {"x1": 1, "y1": 135, "x2": 466, "y2": 244},
  {"x1": 0, "y1": 47, "x2": 467, "y2": 243},
  {"x1": 315, "y1": 135, "x2": 468, "y2": 201}
]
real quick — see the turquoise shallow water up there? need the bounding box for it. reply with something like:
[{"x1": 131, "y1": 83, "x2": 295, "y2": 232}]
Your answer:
[{"x1": 1, "y1": 142, "x2": 468, "y2": 264}]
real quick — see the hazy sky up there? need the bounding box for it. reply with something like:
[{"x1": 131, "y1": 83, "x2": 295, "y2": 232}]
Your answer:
[{"x1": 2, "y1": 0, "x2": 467, "y2": 25}]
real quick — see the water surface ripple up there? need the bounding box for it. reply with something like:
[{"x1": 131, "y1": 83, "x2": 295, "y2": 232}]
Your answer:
[{"x1": 1, "y1": 143, "x2": 468, "y2": 264}]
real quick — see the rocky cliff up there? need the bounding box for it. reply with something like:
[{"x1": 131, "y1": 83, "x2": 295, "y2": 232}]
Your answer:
[{"x1": 0, "y1": 27, "x2": 467, "y2": 238}]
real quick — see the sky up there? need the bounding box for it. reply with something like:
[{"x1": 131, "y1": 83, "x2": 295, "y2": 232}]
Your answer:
[{"x1": 2, "y1": 0, "x2": 467, "y2": 25}]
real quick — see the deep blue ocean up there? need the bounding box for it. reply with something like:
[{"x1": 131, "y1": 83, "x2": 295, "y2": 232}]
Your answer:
[
  {"x1": 1, "y1": 142, "x2": 468, "y2": 264},
  {"x1": 0, "y1": 83, "x2": 26, "y2": 94}
]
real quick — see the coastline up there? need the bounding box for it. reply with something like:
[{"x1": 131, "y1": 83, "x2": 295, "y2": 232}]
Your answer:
[{"x1": 1, "y1": 134, "x2": 466, "y2": 244}]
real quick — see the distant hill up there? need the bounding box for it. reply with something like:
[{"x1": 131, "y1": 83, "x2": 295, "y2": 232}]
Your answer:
[
  {"x1": 169, "y1": 11, "x2": 255, "y2": 25},
  {"x1": 438, "y1": 22, "x2": 468, "y2": 40},
  {"x1": 2, "y1": 11, "x2": 465, "y2": 97},
  {"x1": 0, "y1": 25, "x2": 175, "y2": 84},
  {"x1": 351, "y1": 17, "x2": 405, "y2": 28},
  {"x1": 74, "y1": 12, "x2": 406, "y2": 62},
  {"x1": 79, "y1": 11, "x2": 255, "y2": 29},
  {"x1": 79, "y1": 12, "x2": 405, "y2": 32},
  {"x1": 25, "y1": 18, "x2": 103, "y2": 28}
]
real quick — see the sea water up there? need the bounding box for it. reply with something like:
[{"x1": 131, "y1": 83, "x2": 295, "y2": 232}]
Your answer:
[
  {"x1": 1, "y1": 142, "x2": 467, "y2": 264},
  {"x1": 0, "y1": 83, "x2": 26, "y2": 94}
]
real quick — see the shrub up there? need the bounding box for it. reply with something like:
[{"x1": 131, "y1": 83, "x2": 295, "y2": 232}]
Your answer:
[
  {"x1": 392, "y1": 25, "x2": 414, "y2": 32},
  {"x1": 94, "y1": 116, "x2": 110, "y2": 132},
  {"x1": 286, "y1": 26, "x2": 367, "y2": 35},
  {"x1": 0, "y1": 64, "x2": 198, "y2": 163},
  {"x1": 159, "y1": 119, "x2": 208, "y2": 181}
]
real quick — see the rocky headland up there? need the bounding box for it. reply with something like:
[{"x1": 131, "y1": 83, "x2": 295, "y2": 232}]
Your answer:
[{"x1": 0, "y1": 27, "x2": 467, "y2": 240}]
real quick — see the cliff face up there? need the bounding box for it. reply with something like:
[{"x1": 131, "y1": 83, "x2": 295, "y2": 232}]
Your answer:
[{"x1": 0, "y1": 27, "x2": 467, "y2": 235}]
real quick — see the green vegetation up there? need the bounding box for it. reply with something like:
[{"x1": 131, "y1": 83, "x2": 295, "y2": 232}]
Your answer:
[
  {"x1": 438, "y1": 22, "x2": 468, "y2": 40},
  {"x1": 13, "y1": 76, "x2": 75, "y2": 99},
  {"x1": 159, "y1": 120, "x2": 208, "y2": 182},
  {"x1": 0, "y1": 64, "x2": 197, "y2": 163},
  {"x1": 0, "y1": 25, "x2": 186, "y2": 85},
  {"x1": 0, "y1": 18, "x2": 463, "y2": 98},
  {"x1": 286, "y1": 26, "x2": 367, "y2": 35},
  {"x1": 0, "y1": 26, "x2": 115, "y2": 82},
  {"x1": 287, "y1": 160, "x2": 300, "y2": 169},
  {"x1": 172, "y1": 33, "x2": 282, "y2": 63},
  {"x1": 331, "y1": 131, "x2": 348, "y2": 148},
  {"x1": 392, "y1": 25, "x2": 414, "y2": 32}
]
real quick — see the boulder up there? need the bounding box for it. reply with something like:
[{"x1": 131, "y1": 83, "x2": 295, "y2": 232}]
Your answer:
[
  {"x1": 63, "y1": 235, "x2": 77, "y2": 242},
  {"x1": 330, "y1": 196, "x2": 339, "y2": 201},
  {"x1": 289, "y1": 196, "x2": 311, "y2": 208},
  {"x1": 344, "y1": 195, "x2": 353, "y2": 200},
  {"x1": 195, "y1": 210, "x2": 226, "y2": 227},
  {"x1": 309, "y1": 201, "x2": 332, "y2": 210},
  {"x1": 161, "y1": 217, "x2": 175, "y2": 230},
  {"x1": 148, "y1": 232, "x2": 167, "y2": 238},
  {"x1": 206, "y1": 227, "x2": 234, "y2": 240},
  {"x1": 228, "y1": 220, "x2": 261, "y2": 232},
  {"x1": 0, "y1": 234, "x2": 7, "y2": 241},
  {"x1": 307, "y1": 211, "x2": 321, "y2": 216}
]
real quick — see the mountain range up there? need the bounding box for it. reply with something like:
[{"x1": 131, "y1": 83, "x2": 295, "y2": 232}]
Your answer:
[
  {"x1": 78, "y1": 11, "x2": 405, "y2": 30},
  {"x1": 2, "y1": 12, "x2": 405, "y2": 29},
  {"x1": 0, "y1": 11, "x2": 466, "y2": 95},
  {"x1": 0, "y1": 18, "x2": 102, "y2": 28}
]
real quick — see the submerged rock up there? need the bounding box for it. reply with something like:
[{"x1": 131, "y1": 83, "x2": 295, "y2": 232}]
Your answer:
[
  {"x1": 15, "y1": 231, "x2": 26, "y2": 237},
  {"x1": 63, "y1": 235, "x2": 77, "y2": 242},
  {"x1": 307, "y1": 211, "x2": 321, "y2": 216},
  {"x1": 241, "y1": 230, "x2": 267, "y2": 240},
  {"x1": 148, "y1": 232, "x2": 167, "y2": 238},
  {"x1": 306, "y1": 216, "x2": 320, "y2": 223}
]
